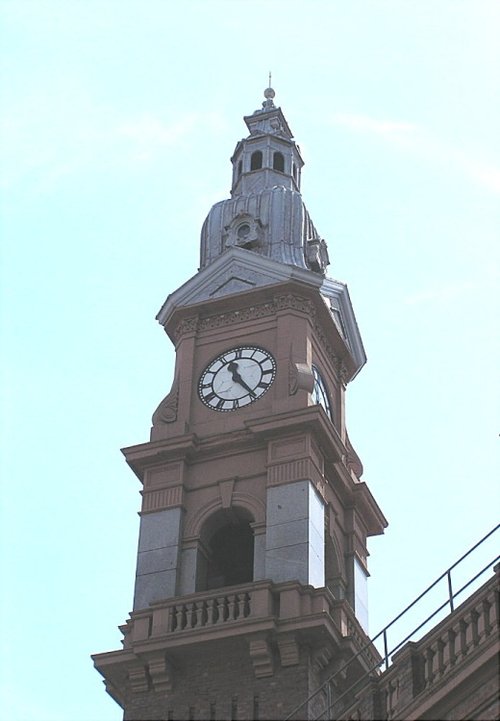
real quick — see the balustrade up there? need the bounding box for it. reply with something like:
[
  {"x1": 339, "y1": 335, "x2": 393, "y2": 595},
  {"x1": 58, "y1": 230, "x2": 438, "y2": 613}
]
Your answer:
[
  {"x1": 419, "y1": 583, "x2": 497, "y2": 692},
  {"x1": 168, "y1": 590, "x2": 251, "y2": 632}
]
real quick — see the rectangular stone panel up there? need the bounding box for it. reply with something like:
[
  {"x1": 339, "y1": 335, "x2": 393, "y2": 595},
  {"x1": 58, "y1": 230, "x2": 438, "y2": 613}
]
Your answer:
[
  {"x1": 134, "y1": 507, "x2": 183, "y2": 609},
  {"x1": 133, "y1": 569, "x2": 177, "y2": 610},
  {"x1": 265, "y1": 480, "x2": 325, "y2": 588},
  {"x1": 265, "y1": 543, "x2": 309, "y2": 586},
  {"x1": 178, "y1": 547, "x2": 197, "y2": 596},
  {"x1": 136, "y1": 545, "x2": 180, "y2": 576},
  {"x1": 267, "y1": 481, "x2": 309, "y2": 526},
  {"x1": 308, "y1": 545, "x2": 325, "y2": 588},
  {"x1": 145, "y1": 462, "x2": 183, "y2": 488},
  {"x1": 137, "y1": 507, "x2": 182, "y2": 552},
  {"x1": 268, "y1": 436, "x2": 307, "y2": 461},
  {"x1": 308, "y1": 484, "x2": 325, "y2": 539},
  {"x1": 266, "y1": 518, "x2": 309, "y2": 549}
]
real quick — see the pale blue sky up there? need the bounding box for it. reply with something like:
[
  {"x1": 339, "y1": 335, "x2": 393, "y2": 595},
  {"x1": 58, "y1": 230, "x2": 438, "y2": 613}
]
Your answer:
[{"x1": 1, "y1": 2, "x2": 499, "y2": 719}]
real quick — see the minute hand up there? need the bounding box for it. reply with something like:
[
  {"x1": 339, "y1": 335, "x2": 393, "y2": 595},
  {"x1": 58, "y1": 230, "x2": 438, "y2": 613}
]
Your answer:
[{"x1": 228, "y1": 361, "x2": 256, "y2": 398}]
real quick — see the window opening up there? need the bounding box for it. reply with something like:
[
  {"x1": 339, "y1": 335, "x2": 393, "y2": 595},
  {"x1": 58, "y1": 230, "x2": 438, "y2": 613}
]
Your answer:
[
  {"x1": 273, "y1": 151, "x2": 285, "y2": 172},
  {"x1": 238, "y1": 160, "x2": 242, "y2": 177},
  {"x1": 250, "y1": 150, "x2": 263, "y2": 170},
  {"x1": 206, "y1": 522, "x2": 254, "y2": 590},
  {"x1": 237, "y1": 223, "x2": 251, "y2": 241}
]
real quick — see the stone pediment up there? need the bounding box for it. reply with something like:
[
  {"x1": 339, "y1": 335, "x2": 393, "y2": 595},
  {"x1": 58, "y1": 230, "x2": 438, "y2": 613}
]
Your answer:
[
  {"x1": 209, "y1": 275, "x2": 256, "y2": 297},
  {"x1": 156, "y1": 247, "x2": 366, "y2": 379},
  {"x1": 156, "y1": 247, "x2": 322, "y2": 326}
]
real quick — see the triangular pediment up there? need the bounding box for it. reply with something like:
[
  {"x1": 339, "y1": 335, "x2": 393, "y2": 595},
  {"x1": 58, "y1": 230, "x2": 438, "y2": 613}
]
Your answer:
[
  {"x1": 156, "y1": 247, "x2": 366, "y2": 380},
  {"x1": 156, "y1": 247, "x2": 322, "y2": 325},
  {"x1": 209, "y1": 275, "x2": 256, "y2": 297}
]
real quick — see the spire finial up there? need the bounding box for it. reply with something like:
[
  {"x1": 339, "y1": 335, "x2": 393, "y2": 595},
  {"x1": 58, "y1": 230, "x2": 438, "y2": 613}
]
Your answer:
[{"x1": 263, "y1": 71, "x2": 276, "y2": 109}]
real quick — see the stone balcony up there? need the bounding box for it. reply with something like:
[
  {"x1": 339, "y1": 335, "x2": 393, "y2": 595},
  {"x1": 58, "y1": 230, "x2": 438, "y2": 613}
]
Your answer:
[
  {"x1": 93, "y1": 580, "x2": 380, "y2": 708},
  {"x1": 342, "y1": 567, "x2": 500, "y2": 721}
]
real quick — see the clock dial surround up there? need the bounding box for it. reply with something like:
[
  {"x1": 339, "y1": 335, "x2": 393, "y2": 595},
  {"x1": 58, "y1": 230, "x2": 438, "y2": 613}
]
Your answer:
[{"x1": 198, "y1": 346, "x2": 276, "y2": 412}]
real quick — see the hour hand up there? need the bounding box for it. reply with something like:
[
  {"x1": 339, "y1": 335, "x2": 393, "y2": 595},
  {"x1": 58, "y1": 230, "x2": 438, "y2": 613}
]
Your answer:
[{"x1": 227, "y1": 361, "x2": 256, "y2": 397}]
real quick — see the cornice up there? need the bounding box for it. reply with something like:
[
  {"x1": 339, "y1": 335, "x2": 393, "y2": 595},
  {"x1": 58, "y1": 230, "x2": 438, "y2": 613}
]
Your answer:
[{"x1": 167, "y1": 280, "x2": 359, "y2": 381}]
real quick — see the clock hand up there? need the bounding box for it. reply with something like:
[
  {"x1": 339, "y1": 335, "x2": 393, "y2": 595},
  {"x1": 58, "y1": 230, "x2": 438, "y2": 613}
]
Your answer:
[{"x1": 227, "y1": 361, "x2": 256, "y2": 398}]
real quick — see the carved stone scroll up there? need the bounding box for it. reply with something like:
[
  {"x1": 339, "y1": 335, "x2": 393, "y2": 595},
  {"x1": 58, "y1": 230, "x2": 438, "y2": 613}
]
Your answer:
[{"x1": 152, "y1": 380, "x2": 179, "y2": 426}]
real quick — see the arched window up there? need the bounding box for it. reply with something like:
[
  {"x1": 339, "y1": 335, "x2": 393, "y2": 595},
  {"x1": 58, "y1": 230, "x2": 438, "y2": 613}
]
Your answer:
[
  {"x1": 196, "y1": 508, "x2": 255, "y2": 591},
  {"x1": 206, "y1": 523, "x2": 254, "y2": 589},
  {"x1": 250, "y1": 150, "x2": 263, "y2": 171},
  {"x1": 273, "y1": 151, "x2": 285, "y2": 172},
  {"x1": 237, "y1": 159, "x2": 242, "y2": 177}
]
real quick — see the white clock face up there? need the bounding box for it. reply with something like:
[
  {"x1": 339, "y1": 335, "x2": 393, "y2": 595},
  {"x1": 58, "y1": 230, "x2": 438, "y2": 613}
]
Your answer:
[
  {"x1": 198, "y1": 346, "x2": 276, "y2": 412},
  {"x1": 312, "y1": 365, "x2": 332, "y2": 421}
]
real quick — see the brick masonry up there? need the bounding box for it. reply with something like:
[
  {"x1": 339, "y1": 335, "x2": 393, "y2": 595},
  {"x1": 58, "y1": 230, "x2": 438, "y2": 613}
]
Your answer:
[{"x1": 123, "y1": 637, "x2": 319, "y2": 721}]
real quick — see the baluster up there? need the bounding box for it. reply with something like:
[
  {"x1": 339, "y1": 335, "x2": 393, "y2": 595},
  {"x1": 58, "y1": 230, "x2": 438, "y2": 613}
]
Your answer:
[
  {"x1": 243, "y1": 592, "x2": 251, "y2": 617},
  {"x1": 175, "y1": 605, "x2": 185, "y2": 631},
  {"x1": 481, "y1": 598, "x2": 492, "y2": 636},
  {"x1": 227, "y1": 594, "x2": 236, "y2": 620},
  {"x1": 381, "y1": 683, "x2": 390, "y2": 719},
  {"x1": 237, "y1": 593, "x2": 246, "y2": 619},
  {"x1": 425, "y1": 647, "x2": 435, "y2": 687},
  {"x1": 207, "y1": 598, "x2": 217, "y2": 625},
  {"x1": 387, "y1": 679, "x2": 398, "y2": 719},
  {"x1": 436, "y1": 638, "x2": 445, "y2": 677},
  {"x1": 216, "y1": 596, "x2": 227, "y2": 623},
  {"x1": 195, "y1": 601, "x2": 204, "y2": 627},
  {"x1": 470, "y1": 609, "x2": 480, "y2": 647},
  {"x1": 448, "y1": 628, "x2": 457, "y2": 668},
  {"x1": 459, "y1": 618, "x2": 468, "y2": 657},
  {"x1": 167, "y1": 605, "x2": 176, "y2": 633},
  {"x1": 185, "y1": 602, "x2": 194, "y2": 629}
]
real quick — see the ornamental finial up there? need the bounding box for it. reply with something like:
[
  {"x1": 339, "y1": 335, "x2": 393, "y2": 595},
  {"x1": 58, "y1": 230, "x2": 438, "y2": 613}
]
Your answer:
[{"x1": 262, "y1": 72, "x2": 276, "y2": 110}]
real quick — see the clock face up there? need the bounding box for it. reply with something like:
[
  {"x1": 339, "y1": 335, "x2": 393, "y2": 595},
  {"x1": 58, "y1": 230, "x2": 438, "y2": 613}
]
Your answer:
[
  {"x1": 312, "y1": 365, "x2": 332, "y2": 421},
  {"x1": 198, "y1": 346, "x2": 276, "y2": 412}
]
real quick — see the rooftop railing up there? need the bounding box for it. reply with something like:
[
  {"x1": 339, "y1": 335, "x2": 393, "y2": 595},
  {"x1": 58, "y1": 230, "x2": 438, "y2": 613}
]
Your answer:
[{"x1": 285, "y1": 523, "x2": 499, "y2": 721}]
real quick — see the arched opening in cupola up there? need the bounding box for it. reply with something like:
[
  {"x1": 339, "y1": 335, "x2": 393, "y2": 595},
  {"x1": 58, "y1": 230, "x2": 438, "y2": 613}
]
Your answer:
[
  {"x1": 250, "y1": 150, "x2": 263, "y2": 171},
  {"x1": 273, "y1": 151, "x2": 285, "y2": 172}
]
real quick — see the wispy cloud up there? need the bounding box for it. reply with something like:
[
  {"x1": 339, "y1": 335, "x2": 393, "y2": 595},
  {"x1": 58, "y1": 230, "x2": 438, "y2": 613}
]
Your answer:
[
  {"x1": 116, "y1": 113, "x2": 199, "y2": 160},
  {"x1": 333, "y1": 112, "x2": 417, "y2": 136},
  {"x1": 331, "y1": 112, "x2": 500, "y2": 196},
  {"x1": 404, "y1": 280, "x2": 477, "y2": 305},
  {"x1": 0, "y1": 89, "x2": 228, "y2": 191},
  {"x1": 404, "y1": 272, "x2": 498, "y2": 306}
]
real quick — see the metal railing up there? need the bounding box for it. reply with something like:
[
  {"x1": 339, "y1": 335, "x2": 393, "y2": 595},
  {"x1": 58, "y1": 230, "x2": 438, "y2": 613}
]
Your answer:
[{"x1": 285, "y1": 523, "x2": 499, "y2": 721}]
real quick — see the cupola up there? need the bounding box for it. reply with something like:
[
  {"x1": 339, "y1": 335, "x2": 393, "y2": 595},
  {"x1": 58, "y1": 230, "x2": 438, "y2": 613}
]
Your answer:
[
  {"x1": 230, "y1": 86, "x2": 304, "y2": 196},
  {"x1": 200, "y1": 86, "x2": 330, "y2": 276}
]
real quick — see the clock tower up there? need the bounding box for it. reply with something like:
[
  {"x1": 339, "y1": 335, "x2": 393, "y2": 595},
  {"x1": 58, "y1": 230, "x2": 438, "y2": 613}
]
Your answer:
[{"x1": 93, "y1": 87, "x2": 387, "y2": 721}]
